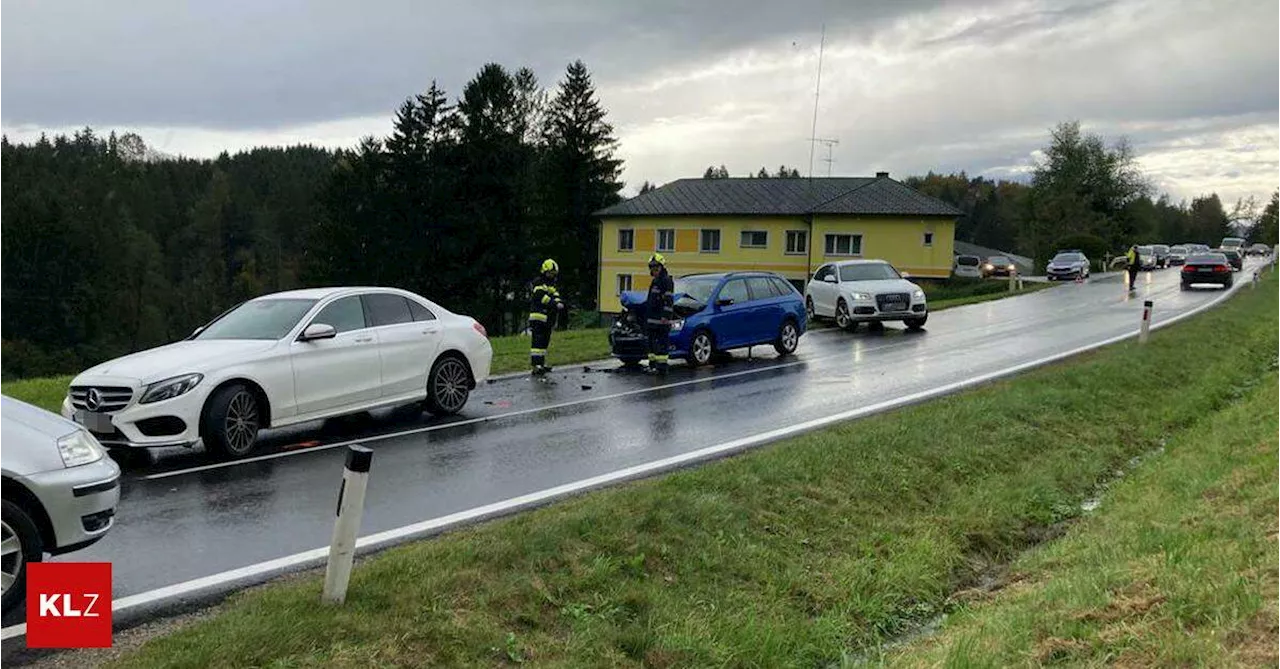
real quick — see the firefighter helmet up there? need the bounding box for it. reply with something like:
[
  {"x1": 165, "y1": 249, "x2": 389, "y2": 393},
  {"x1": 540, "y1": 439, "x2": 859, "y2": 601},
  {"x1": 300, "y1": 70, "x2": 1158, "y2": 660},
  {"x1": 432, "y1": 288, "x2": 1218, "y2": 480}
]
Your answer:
[
  {"x1": 541, "y1": 259, "x2": 559, "y2": 274},
  {"x1": 648, "y1": 252, "x2": 666, "y2": 267}
]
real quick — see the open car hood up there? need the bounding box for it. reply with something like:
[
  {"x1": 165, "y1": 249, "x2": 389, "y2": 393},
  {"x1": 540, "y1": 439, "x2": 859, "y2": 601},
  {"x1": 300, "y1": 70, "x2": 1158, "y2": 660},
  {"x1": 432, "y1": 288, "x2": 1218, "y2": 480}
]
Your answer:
[{"x1": 618, "y1": 291, "x2": 705, "y2": 318}]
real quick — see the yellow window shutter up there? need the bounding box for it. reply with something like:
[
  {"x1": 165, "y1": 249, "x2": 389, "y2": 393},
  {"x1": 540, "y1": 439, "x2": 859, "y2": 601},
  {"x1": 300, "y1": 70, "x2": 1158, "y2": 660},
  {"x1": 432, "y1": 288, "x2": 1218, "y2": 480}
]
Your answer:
[
  {"x1": 676, "y1": 229, "x2": 698, "y2": 252},
  {"x1": 635, "y1": 229, "x2": 656, "y2": 251}
]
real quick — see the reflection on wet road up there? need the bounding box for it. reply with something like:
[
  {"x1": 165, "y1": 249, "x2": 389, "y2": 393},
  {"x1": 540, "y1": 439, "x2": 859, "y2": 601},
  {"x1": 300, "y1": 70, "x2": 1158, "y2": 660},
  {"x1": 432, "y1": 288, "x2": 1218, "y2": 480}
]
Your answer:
[{"x1": 44, "y1": 262, "x2": 1271, "y2": 609}]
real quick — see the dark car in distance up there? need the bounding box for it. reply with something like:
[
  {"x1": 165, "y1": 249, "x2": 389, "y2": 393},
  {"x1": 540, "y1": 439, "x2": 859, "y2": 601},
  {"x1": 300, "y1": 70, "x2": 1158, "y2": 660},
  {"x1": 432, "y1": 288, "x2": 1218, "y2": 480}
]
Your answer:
[
  {"x1": 1181, "y1": 253, "x2": 1234, "y2": 290},
  {"x1": 1151, "y1": 244, "x2": 1171, "y2": 268},
  {"x1": 1213, "y1": 248, "x2": 1244, "y2": 271}
]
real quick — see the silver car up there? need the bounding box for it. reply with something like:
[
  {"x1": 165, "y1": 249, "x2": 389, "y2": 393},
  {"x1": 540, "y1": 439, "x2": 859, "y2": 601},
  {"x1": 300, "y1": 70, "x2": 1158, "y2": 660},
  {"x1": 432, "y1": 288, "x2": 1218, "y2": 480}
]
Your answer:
[{"x1": 1, "y1": 395, "x2": 121, "y2": 613}]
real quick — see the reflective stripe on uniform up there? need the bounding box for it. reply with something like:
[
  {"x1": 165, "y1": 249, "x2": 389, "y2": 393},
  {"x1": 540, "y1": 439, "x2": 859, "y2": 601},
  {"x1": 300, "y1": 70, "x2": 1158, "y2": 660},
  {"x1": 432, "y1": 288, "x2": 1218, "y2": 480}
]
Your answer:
[
  {"x1": 541, "y1": 295, "x2": 552, "y2": 304},
  {"x1": 529, "y1": 313, "x2": 548, "y2": 322},
  {"x1": 652, "y1": 355, "x2": 669, "y2": 362},
  {"x1": 530, "y1": 348, "x2": 547, "y2": 355}
]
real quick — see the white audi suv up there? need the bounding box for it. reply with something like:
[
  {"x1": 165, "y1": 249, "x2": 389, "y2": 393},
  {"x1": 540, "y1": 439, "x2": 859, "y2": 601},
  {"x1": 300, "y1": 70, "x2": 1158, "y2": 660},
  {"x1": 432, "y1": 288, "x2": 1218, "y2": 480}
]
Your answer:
[
  {"x1": 805, "y1": 259, "x2": 929, "y2": 331},
  {"x1": 61, "y1": 287, "x2": 492, "y2": 458}
]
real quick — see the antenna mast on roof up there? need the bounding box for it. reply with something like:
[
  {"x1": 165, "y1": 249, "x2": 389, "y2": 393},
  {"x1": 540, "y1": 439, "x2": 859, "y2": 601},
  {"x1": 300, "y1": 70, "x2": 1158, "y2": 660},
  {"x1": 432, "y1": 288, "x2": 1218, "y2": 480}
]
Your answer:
[
  {"x1": 807, "y1": 23, "x2": 827, "y2": 183},
  {"x1": 813, "y1": 137, "x2": 838, "y2": 177}
]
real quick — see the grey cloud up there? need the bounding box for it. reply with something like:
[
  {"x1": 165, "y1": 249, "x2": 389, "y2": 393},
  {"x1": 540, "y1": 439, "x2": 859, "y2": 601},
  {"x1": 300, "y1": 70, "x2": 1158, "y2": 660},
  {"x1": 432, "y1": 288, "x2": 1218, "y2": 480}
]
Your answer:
[{"x1": 0, "y1": 0, "x2": 973, "y2": 129}]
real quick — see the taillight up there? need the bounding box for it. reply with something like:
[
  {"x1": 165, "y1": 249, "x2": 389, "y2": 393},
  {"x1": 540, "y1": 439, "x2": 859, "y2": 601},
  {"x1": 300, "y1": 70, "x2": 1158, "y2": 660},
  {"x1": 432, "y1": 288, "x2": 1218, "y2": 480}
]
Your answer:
[
  {"x1": 1215, "y1": 265, "x2": 1230, "y2": 272},
  {"x1": 473, "y1": 321, "x2": 487, "y2": 338},
  {"x1": 1182, "y1": 265, "x2": 1195, "y2": 272}
]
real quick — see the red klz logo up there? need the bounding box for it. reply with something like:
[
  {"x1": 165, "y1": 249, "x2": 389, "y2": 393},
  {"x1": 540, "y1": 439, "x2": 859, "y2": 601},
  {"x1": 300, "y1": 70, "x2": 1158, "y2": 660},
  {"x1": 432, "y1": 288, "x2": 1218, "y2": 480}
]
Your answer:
[{"x1": 26, "y1": 563, "x2": 112, "y2": 648}]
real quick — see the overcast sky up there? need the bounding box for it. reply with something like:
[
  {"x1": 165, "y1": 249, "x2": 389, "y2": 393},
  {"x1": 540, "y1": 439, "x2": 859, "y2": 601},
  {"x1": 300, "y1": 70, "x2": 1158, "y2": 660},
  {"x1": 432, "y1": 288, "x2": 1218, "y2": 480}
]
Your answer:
[{"x1": 3, "y1": 0, "x2": 1277, "y2": 205}]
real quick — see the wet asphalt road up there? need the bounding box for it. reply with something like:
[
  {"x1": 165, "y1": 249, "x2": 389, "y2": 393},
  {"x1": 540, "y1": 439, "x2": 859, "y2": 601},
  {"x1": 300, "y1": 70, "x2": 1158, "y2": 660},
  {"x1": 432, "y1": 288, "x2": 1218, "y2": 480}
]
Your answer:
[{"x1": 9, "y1": 261, "x2": 1269, "y2": 629}]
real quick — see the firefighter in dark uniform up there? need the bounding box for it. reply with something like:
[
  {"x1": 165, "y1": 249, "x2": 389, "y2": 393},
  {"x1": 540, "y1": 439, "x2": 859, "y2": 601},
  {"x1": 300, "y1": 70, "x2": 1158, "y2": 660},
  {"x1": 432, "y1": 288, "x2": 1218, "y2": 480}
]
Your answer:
[
  {"x1": 529, "y1": 259, "x2": 565, "y2": 375},
  {"x1": 645, "y1": 253, "x2": 675, "y2": 374}
]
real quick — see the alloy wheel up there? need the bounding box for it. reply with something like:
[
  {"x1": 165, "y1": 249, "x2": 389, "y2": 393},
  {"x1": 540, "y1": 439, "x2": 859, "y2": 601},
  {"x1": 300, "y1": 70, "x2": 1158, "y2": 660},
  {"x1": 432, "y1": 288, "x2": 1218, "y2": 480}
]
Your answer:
[
  {"x1": 780, "y1": 322, "x2": 798, "y2": 352},
  {"x1": 434, "y1": 358, "x2": 470, "y2": 413},
  {"x1": 223, "y1": 391, "x2": 260, "y2": 455},
  {"x1": 836, "y1": 302, "x2": 851, "y2": 329},
  {"x1": 0, "y1": 520, "x2": 21, "y2": 596},
  {"x1": 692, "y1": 333, "x2": 712, "y2": 365}
]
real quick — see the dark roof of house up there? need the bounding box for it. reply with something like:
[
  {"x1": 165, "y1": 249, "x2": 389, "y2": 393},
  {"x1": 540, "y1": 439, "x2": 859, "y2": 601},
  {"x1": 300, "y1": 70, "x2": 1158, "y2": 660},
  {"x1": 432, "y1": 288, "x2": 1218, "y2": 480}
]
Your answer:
[{"x1": 595, "y1": 176, "x2": 962, "y2": 218}]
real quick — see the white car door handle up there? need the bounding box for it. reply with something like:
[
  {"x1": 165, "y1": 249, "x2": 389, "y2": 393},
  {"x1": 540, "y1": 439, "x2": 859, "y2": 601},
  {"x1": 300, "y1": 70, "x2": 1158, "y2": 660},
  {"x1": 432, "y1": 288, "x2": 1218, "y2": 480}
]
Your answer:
[{"x1": 354, "y1": 336, "x2": 374, "y2": 343}]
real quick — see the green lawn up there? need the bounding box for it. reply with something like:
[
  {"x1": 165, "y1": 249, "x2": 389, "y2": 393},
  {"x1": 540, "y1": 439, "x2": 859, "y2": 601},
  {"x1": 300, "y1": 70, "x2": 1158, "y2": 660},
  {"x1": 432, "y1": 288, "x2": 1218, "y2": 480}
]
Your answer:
[
  {"x1": 877, "y1": 374, "x2": 1278, "y2": 668},
  {"x1": 102, "y1": 275, "x2": 1277, "y2": 667},
  {"x1": 0, "y1": 374, "x2": 72, "y2": 414}
]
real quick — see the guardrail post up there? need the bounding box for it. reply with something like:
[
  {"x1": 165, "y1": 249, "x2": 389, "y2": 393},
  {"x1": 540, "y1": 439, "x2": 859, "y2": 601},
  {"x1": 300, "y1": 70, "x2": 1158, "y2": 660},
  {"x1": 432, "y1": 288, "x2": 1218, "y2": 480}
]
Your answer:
[
  {"x1": 323, "y1": 444, "x2": 373, "y2": 605},
  {"x1": 1253, "y1": 270, "x2": 1259, "y2": 288},
  {"x1": 1139, "y1": 300, "x2": 1152, "y2": 344},
  {"x1": 1008, "y1": 270, "x2": 1016, "y2": 292}
]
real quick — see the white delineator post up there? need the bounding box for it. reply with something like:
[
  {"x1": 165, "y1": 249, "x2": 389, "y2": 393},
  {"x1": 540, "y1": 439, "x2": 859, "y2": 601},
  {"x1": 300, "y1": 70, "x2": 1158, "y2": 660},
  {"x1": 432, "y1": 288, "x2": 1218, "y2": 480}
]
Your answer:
[
  {"x1": 323, "y1": 444, "x2": 373, "y2": 605},
  {"x1": 1008, "y1": 269, "x2": 1016, "y2": 292},
  {"x1": 1139, "y1": 300, "x2": 1153, "y2": 344}
]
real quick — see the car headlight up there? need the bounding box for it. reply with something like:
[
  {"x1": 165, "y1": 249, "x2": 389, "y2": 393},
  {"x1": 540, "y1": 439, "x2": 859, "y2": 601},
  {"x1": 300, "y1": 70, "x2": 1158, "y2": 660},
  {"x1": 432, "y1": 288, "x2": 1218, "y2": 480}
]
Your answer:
[
  {"x1": 983, "y1": 264, "x2": 993, "y2": 270},
  {"x1": 669, "y1": 320, "x2": 684, "y2": 332},
  {"x1": 140, "y1": 373, "x2": 204, "y2": 404},
  {"x1": 913, "y1": 289, "x2": 925, "y2": 300},
  {"x1": 850, "y1": 292, "x2": 872, "y2": 301},
  {"x1": 58, "y1": 429, "x2": 105, "y2": 467}
]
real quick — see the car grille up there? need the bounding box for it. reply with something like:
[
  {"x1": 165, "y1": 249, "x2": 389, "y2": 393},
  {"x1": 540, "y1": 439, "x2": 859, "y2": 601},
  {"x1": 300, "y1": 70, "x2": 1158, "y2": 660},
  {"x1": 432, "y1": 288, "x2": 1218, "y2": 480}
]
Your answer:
[
  {"x1": 70, "y1": 386, "x2": 134, "y2": 413},
  {"x1": 876, "y1": 293, "x2": 911, "y2": 312}
]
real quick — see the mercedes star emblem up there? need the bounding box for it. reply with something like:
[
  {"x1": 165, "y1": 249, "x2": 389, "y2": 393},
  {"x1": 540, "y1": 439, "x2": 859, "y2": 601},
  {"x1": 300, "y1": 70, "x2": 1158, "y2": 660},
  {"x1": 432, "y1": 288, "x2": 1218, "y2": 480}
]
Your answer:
[{"x1": 85, "y1": 388, "x2": 103, "y2": 411}]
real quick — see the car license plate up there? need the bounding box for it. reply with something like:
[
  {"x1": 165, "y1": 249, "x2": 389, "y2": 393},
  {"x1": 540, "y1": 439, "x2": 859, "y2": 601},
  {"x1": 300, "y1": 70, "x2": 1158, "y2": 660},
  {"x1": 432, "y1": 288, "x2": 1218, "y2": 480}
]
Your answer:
[{"x1": 74, "y1": 410, "x2": 113, "y2": 433}]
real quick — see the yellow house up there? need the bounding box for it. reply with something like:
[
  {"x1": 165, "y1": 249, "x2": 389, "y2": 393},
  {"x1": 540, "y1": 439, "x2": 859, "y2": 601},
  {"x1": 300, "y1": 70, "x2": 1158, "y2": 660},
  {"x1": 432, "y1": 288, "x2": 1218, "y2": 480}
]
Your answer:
[{"x1": 593, "y1": 173, "x2": 962, "y2": 312}]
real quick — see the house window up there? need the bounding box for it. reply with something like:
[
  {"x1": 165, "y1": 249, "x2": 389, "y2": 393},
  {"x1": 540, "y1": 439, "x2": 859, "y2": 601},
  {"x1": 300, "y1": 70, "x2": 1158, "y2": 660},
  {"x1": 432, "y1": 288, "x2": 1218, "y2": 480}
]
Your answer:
[
  {"x1": 923, "y1": 232, "x2": 934, "y2": 247},
  {"x1": 700, "y1": 229, "x2": 721, "y2": 253},
  {"x1": 740, "y1": 230, "x2": 768, "y2": 248},
  {"x1": 616, "y1": 274, "x2": 633, "y2": 295},
  {"x1": 824, "y1": 234, "x2": 863, "y2": 256},
  {"x1": 618, "y1": 229, "x2": 635, "y2": 251},
  {"x1": 657, "y1": 229, "x2": 675, "y2": 252},
  {"x1": 785, "y1": 230, "x2": 808, "y2": 255}
]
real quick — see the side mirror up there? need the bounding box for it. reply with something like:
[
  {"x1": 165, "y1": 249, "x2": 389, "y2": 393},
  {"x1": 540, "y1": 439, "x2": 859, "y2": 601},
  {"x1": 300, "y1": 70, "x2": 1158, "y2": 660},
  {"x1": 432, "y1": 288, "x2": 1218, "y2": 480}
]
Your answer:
[
  {"x1": 822, "y1": 275, "x2": 838, "y2": 284},
  {"x1": 716, "y1": 297, "x2": 735, "y2": 307},
  {"x1": 299, "y1": 323, "x2": 337, "y2": 342},
  {"x1": 901, "y1": 272, "x2": 911, "y2": 278}
]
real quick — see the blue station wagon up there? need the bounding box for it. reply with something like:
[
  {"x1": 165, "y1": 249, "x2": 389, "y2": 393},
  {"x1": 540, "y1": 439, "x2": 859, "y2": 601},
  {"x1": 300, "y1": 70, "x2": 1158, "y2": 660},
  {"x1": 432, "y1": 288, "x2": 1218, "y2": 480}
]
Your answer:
[{"x1": 609, "y1": 271, "x2": 807, "y2": 367}]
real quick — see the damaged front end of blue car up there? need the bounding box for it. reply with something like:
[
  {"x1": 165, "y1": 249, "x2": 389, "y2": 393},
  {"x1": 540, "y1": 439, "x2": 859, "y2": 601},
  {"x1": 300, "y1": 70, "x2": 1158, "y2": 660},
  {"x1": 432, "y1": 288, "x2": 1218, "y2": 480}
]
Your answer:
[{"x1": 608, "y1": 291, "x2": 703, "y2": 366}]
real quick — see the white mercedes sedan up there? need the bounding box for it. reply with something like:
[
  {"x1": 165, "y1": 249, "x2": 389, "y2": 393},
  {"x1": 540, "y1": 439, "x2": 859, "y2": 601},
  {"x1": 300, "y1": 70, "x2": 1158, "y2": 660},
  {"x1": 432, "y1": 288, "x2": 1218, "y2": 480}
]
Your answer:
[{"x1": 61, "y1": 287, "x2": 493, "y2": 458}]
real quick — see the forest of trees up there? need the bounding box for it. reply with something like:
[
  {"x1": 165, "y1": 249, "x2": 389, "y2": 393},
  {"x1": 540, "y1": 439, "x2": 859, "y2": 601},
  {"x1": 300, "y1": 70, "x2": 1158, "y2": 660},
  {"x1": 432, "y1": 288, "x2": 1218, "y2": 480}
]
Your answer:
[
  {"x1": 2, "y1": 104, "x2": 1273, "y2": 382},
  {"x1": 905, "y1": 122, "x2": 1277, "y2": 266},
  {"x1": 1, "y1": 60, "x2": 623, "y2": 378}
]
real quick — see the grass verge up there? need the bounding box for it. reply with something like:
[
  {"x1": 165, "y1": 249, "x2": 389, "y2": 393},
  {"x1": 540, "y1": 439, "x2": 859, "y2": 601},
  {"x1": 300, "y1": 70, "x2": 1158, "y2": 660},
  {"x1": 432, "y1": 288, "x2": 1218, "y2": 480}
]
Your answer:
[
  {"x1": 0, "y1": 375, "x2": 73, "y2": 415},
  {"x1": 874, "y1": 373, "x2": 1278, "y2": 668},
  {"x1": 100, "y1": 277, "x2": 1277, "y2": 667}
]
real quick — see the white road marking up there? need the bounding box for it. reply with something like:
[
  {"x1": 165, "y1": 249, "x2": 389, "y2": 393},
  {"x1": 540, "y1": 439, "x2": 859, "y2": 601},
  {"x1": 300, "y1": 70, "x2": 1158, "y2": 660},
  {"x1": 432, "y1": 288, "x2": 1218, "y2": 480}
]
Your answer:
[{"x1": 2, "y1": 267, "x2": 1258, "y2": 641}]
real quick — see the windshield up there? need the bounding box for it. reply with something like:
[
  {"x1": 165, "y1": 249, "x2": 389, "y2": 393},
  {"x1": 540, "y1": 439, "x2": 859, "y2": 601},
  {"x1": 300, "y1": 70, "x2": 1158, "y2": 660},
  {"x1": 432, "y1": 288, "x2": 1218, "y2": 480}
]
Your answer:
[
  {"x1": 673, "y1": 276, "x2": 721, "y2": 303},
  {"x1": 1153, "y1": 245, "x2": 1169, "y2": 253},
  {"x1": 956, "y1": 256, "x2": 980, "y2": 266},
  {"x1": 1222, "y1": 237, "x2": 1244, "y2": 246},
  {"x1": 194, "y1": 298, "x2": 318, "y2": 340},
  {"x1": 1188, "y1": 254, "x2": 1227, "y2": 264},
  {"x1": 840, "y1": 263, "x2": 901, "y2": 282},
  {"x1": 1052, "y1": 253, "x2": 1084, "y2": 263},
  {"x1": 1170, "y1": 246, "x2": 1188, "y2": 254},
  {"x1": 1137, "y1": 246, "x2": 1153, "y2": 254}
]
